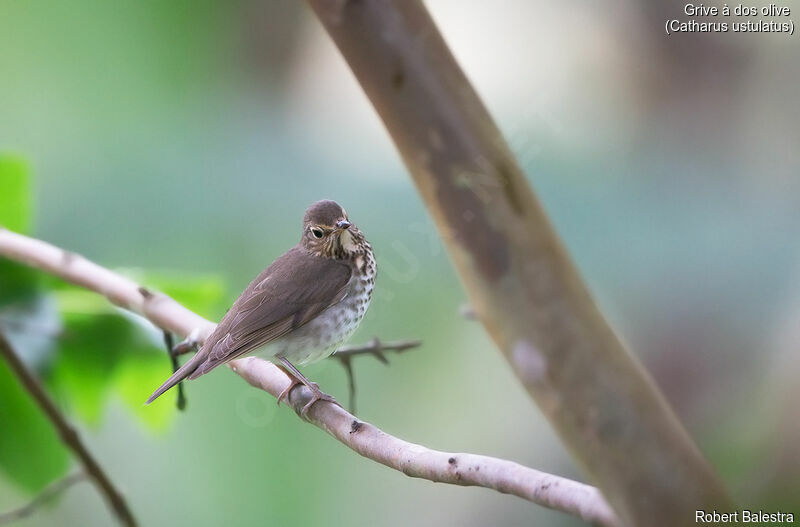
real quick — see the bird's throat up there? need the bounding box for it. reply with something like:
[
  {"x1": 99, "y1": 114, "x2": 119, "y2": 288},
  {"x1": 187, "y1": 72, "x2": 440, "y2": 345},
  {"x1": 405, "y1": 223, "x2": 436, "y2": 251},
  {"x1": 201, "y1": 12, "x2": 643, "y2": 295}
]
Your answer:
[{"x1": 340, "y1": 229, "x2": 358, "y2": 253}]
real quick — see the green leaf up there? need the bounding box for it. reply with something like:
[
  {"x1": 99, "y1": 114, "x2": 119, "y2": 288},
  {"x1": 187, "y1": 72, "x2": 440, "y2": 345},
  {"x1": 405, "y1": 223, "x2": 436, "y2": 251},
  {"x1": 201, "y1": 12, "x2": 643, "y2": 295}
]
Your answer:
[
  {"x1": 120, "y1": 269, "x2": 226, "y2": 319},
  {"x1": 55, "y1": 287, "x2": 118, "y2": 316},
  {"x1": 48, "y1": 314, "x2": 133, "y2": 425},
  {"x1": 0, "y1": 154, "x2": 31, "y2": 233},
  {"x1": 0, "y1": 155, "x2": 39, "y2": 306},
  {"x1": 115, "y1": 349, "x2": 176, "y2": 432},
  {"x1": 0, "y1": 260, "x2": 39, "y2": 306},
  {"x1": 48, "y1": 290, "x2": 177, "y2": 430},
  {"x1": 0, "y1": 358, "x2": 70, "y2": 493}
]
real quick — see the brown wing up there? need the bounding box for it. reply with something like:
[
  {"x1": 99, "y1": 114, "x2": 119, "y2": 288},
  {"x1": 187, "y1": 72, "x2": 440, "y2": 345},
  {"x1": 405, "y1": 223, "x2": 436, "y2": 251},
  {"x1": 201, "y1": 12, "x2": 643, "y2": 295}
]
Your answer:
[{"x1": 188, "y1": 246, "x2": 351, "y2": 378}]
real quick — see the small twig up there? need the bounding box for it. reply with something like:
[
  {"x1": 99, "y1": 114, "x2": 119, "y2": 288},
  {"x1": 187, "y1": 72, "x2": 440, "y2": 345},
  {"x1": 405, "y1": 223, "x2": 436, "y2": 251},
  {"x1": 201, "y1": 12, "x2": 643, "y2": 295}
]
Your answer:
[
  {"x1": 335, "y1": 337, "x2": 422, "y2": 361},
  {"x1": 337, "y1": 355, "x2": 358, "y2": 414},
  {"x1": 162, "y1": 331, "x2": 186, "y2": 411},
  {"x1": 332, "y1": 338, "x2": 421, "y2": 413},
  {"x1": 0, "y1": 472, "x2": 86, "y2": 524},
  {"x1": 0, "y1": 332, "x2": 137, "y2": 527}
]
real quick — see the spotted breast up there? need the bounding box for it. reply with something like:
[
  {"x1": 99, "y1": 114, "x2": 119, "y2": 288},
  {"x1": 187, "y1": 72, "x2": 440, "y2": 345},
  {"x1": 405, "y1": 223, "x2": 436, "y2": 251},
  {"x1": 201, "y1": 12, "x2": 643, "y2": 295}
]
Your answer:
[{"x1": 266, "y1": 241, "x2": 376, "y2": 365}]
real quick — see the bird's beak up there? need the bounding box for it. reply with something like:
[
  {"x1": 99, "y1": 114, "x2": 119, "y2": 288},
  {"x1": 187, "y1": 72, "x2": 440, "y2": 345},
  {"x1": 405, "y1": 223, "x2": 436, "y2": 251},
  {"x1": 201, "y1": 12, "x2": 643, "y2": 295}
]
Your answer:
[{"x1": 335, "y1": 220, "x2": 351, "y2": 232}]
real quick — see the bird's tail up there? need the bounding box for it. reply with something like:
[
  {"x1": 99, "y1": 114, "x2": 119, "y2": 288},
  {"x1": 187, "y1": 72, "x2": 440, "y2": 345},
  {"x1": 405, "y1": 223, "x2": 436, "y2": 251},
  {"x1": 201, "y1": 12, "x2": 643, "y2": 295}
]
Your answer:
[{"x1": 145, "y1": 349, "x2": 207, "y2": 404}]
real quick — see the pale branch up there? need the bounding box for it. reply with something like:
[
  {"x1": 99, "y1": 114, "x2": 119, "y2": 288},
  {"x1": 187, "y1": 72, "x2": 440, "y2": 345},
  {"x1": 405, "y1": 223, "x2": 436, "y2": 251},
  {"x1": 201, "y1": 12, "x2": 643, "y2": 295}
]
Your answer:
[
  {"x1": 0, "y1": 472, "x2": 86, "y2": 525},
  {"x1": 169, "y1": 333, "x2": 420, "y2": 413},
  {"x1": 331, "y1": 337, "x2": 422, "y2": 413},
  {"x1": 0, "y1": 229, "x2": 621, "y2": 527},
  {"x1": 303, "y1": 1, "x2": 732, "y2": 524},
  {"x1": 233, "y1": 357, "x2": 620, "y2": 527},
  {"x1": 0, "y1": 331, "x2": 137, "y2": 527}
]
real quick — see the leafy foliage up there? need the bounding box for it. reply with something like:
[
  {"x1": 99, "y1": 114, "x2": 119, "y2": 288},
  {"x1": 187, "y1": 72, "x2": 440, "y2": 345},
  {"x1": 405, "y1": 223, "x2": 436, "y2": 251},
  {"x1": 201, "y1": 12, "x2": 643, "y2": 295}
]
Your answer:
[
  {"x1": 0, "y1": 155, "x2": 38, "y2": 305},
  {"x1": 122, "y1": 269, "x2": 227, "y2": 320},
  {"x1": 48, "y1": 286, "x2": 195, "y2": 430},
  {"x1": 0, "y1": 157, "x2": 70, "y2": 491},
  {"x1": 115, "y1": 349, "x2": 177, "y2": 431},
  {"x1": 0, "y1": 155, "x2": 229, "y2": 496},
  {"x1": 0, "y1": 155, "x2": 31, "y2": 233},
  {"x1": 0, "y1": 360, "x2": 70, "y2": 492},
  {"x1": 49, "y1": 313, "x2": 137, "y2": 425}
]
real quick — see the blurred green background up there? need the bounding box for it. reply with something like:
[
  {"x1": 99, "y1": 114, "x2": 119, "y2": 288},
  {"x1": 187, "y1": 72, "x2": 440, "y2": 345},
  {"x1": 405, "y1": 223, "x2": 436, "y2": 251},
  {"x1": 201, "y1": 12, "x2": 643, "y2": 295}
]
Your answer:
[{"x1": 1, "y1": 0, "x2": 799, "y2": 525}]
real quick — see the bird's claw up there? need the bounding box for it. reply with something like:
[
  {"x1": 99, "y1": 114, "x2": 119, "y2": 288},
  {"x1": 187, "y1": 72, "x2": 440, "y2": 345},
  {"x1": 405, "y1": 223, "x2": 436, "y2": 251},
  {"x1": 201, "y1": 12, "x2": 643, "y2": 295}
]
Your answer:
[
  {"x1": 276, "y1": 378, "x2": 341, "y2": 419},
  {"x1": 275, "y1": 358, "x2": 341, "y2": 420},
  {"x1": 299, "y1": 384, "x2": 341, "y2": 420},
  {"x1": 276, "y1": 378, "x2": 303, "y2": 407}
]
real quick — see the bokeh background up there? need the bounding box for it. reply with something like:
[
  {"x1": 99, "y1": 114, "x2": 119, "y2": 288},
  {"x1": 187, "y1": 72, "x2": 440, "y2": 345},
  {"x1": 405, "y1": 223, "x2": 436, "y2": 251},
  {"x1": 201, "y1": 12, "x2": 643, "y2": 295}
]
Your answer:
[{"x1": 1, "y1": 1, "x2": 799, "y2": 525}]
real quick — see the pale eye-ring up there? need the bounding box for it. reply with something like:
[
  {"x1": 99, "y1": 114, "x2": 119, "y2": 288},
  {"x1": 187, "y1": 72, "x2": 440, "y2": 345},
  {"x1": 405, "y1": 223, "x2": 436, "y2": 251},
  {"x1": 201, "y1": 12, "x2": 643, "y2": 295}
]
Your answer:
[{"x1": 311, "y1": 228, "x2": 324, "y2": 239}]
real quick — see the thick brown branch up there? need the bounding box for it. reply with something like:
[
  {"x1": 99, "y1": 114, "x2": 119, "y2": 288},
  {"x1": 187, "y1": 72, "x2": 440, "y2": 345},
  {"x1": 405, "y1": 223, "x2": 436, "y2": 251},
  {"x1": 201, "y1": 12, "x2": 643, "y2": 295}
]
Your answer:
[
  {"x1": 0, "y1": 472, "x2": 86, "y2": 524},
  {"x1": 0, "y1": 229, "x2": 620, "y2": 527},
  {"x1": 0, "y1": 332, "x2": 137, "y2": 527},
  {"x1": 301, "y1": 1, "x2": 732, "y2": 525}
]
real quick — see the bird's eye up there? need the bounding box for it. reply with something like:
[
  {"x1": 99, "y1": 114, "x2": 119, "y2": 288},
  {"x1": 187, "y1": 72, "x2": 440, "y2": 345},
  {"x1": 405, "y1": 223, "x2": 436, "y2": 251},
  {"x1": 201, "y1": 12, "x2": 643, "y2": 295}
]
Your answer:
[{"x1": 311, "y1": 228, "x2": 324, "y2": 239}]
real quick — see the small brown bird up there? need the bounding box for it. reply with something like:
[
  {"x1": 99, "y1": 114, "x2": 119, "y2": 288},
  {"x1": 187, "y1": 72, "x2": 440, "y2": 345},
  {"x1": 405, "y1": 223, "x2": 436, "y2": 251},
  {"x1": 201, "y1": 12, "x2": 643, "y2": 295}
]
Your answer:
[{"x1": 146, "y1": 200, "x2": 376, "y2": 415}]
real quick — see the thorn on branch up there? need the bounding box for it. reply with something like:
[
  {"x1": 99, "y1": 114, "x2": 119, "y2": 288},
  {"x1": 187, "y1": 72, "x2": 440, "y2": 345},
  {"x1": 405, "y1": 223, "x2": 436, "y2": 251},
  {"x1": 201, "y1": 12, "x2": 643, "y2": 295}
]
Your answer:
[{"x1": 331, "y1": 338, "x2": 422, "y2": 414}]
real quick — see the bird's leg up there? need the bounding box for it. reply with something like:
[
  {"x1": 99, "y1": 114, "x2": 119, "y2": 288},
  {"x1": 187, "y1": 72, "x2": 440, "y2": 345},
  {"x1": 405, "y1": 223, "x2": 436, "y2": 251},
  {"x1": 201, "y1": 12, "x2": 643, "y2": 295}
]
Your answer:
[
  {"x1": 274, "y1": 364, "x2": 305, "y2": 407},
  {"x1": 276, "y1": 357, "x2": 341, "y2": 419}
]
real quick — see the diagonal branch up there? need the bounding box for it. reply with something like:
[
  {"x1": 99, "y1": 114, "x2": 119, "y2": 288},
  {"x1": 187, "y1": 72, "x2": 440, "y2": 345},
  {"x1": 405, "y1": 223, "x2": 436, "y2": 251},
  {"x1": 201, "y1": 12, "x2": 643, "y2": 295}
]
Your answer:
[
  {"x1": 0, "y1": 472, "x2": 86, "y2": 525},
  {"x1": 0, "y1": 331, "x2": 137, "y2": 527},
  {"x1": 0, "y1": 228, "x2": 620, "y2": 527},
  {"x1": 301, "y1": 1, "x2": 733, "y2": 524}
]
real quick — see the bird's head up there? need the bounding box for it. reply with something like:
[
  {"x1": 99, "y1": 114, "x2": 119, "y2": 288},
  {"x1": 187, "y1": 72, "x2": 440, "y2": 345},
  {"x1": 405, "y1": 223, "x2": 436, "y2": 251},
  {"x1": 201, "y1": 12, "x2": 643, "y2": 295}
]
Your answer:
[{"x1": 301, "y1": 200, "x2": 366, "y2": 258}]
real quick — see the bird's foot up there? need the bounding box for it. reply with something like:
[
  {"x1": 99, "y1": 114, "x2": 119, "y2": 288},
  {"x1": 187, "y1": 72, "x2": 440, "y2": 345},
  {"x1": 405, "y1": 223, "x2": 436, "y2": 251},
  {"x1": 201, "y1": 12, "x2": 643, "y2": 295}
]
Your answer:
[
  {"x1": 299, "y1": 382, "x2": 341, "y2": 420},
  {"x1": 275, "y1": 358, "x2": 342, "y2": 420},
  {"x1": 276, "y1": 376, "x2": 303, "y2": 407}
]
